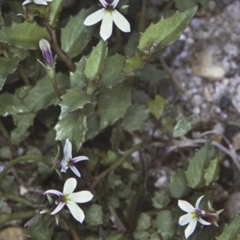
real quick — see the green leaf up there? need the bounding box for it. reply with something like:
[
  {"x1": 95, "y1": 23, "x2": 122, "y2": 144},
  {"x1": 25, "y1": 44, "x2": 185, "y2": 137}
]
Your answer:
[
  {"x1": 136, "y1": 64, "x2": 169, "y2": 82},
  {"x1": 25, "y1": 215, "x2": 54, "y2": 240},
  {"x1": 101, "y1": 151, "x2": 117, "y2": 166},
  {"x1": 138, "y1": 7, "x2": 197, "y2": 53},
  {"x1": 133, "y1": 231, "x2": 150, "y2": 240},
  {"x1": 8, "y1": 46, "x2": 29, "y2": 60},
  {"x1": 55, "y1": 111, "x2": 87, "y2": 152},
  {"x1": 175, "y1": 0, "x2": 197, "y2": 11},
  {"x1": 0, "y1": 93, "x2": 28, "y2": 116},
  {"x1": 24, "y1": 73, "x2": 69, "y2": 112},
  {"x1": 11, "y1": 113, "x2": 35, "y2": 145},
  {"x1": 173, "y1": 116, "x2": 191, "y2": 137},
  {"x1": 169, "y1": 169, "x2": 191, "y2": 198},
  {"x1": 123, "y1": 52, "x2": 144, "y2": 75},
  {"x1": 59, "y1": 88, "x2": 91, "y2": 119},
  {"x1": 124, "y1": 31, "x2": 140, "y2": 56},
  {"x1": 204, "y1": 154, "x2": 221, "y2": 186},
  {"x1": 97, "y1": 82, "x2": 131, "y2": 129},
  {"x1": 101, "y1": 54, "x2": 126, "y2": 88},
  {"x1": 105, "y1": 232, "x2": 127, "y2": 240},
  {"x1": 85, "y1": 204, "x2": 103, "y2": 226},
  {"x1": 0, "y1": 22, "x2": 51, "y2": 49},
  {"x1": 70, "y1": 58, "x2": 87, "y2": 89},
  {"x1": 111, "y1": 125, "x2": 121, "y2": 152},
  {"x1": 84, "y1": 40, "x2": 108, "y2": 81},
  {"x1": 135, "y1": 213, "x2": 151, "y2": 231},
  {"x1": 0, "y1": 146, "x2": 11, "y2": 159},
  {"x1": 147, "y1": 94, "x2": 166, "y2": 119},
  {"x1": 85, "y1": 113, "x2": 100, "y2": 140},
  {"x1": 185, "y1": 142, "x2": 215, "y2": 189},
  {"x1": 49, "y1": 0, "x2": 65, "y2": 27},
  {"x1": 61, "y1": 7, "x2": 94, "y2": 58},
  {"x1": 155, "y1": 210, "x2": 176, "y2": 240},
  {"x1": 122, "y1": 104, "x2": 149, "y2": 132},
  {"x1": 0, "y1": 57, "x2": 19, "y2": 90},
  {"x1": 152, "y1": 189, "x2": 170, "y2": 209},
  {"x1": 216, "y1": 215, "x2": 240, "y2": 240}
]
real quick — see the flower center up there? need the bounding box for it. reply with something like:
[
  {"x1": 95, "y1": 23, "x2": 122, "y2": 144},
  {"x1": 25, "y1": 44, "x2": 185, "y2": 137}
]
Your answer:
[
  {"x1": 105, "y1": 0, "x2": 114, "y2": 10},
  {"x1": 55, "y1": 194, "x2": 64, "y2": 204}
]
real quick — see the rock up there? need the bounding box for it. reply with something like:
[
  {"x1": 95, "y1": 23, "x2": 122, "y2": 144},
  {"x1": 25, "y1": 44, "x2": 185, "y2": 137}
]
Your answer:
[
  {"x1": 191, "y1": 94, "x2": 203, "y2": 106},
  {"x1": 0, "y1": 227, "x2": 27, "y2": 240},
  {"x1": 191, "y1": 51, "x2": 225, "y2": 81},
  {"x1": 204, "y1": 86, "x2": 213, "y2": 102},
  {"x1": 225, "y1": 192, "x2": 240, "y2": 220},
  {"x1": 232, "y1": 131, "x2": 240, "y2": 150}
]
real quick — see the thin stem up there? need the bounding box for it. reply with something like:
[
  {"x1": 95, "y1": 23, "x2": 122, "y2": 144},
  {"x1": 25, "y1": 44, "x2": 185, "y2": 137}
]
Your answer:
[
  {"x1": 51, "y1": 77, "x2": 61, "y2": 99},
  {"x1": 18, "y1": 64, "x2": 30, "y2": 85},
  {"x1": 171, "y1": 138, "x2": 240, "y2": 171},
  {"x1": 0, "y1": 119, "x2": 10, "y2": 141},
  {"x1": 0, "y1": 119, "x2": 16, "y2": 157},
  {"x1": 43, "y1": 20, "x2": 76, "y2": 72},
  {"x1": 61, "y1": 215, "x2": 81, "y2": 240},
  {"x1": 0, "y1": 43, "x2": 10, "y2": 58},
  {"x1": 192, "y1": 139, "x2": 240, "y2": 171},
  {"x1": 139, "y1": 0, "x2": 147, "y2": 32},
  {"x1": 0, "y1": 211, "x2": 36, "y2": 225},
  {"x1": 160, "y1": 58, "x2": 184, "y2": 93},
  {"x1": 2, "y1": 193, "x2": 39, "y2": 208},
  {"x1": 111, "y1": 28, "x2": 122, "y2": 55},
  {"x1": 90, "y1": 139, "x2": 153, "y2": 190},
  {"x1": 0, "y1": 155, "x2": 51, "y2": 184}
]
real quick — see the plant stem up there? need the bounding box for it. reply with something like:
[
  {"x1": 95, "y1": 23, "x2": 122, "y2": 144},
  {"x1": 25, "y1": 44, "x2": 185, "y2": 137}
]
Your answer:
[
  {"x1": 51, "y1": 77, "x2": 61, "y2": 99},
  {"x1": 90, "y1": 139, "x2": 153, "y2": 190},
  {"x1": 43, "y1": 20, "x2": 76, "y2": 72},
  {"x1": 0, "y1": 155, "x2": 51, "y2": 184},
  {"x1": 0, "y1": 119, "x2": 16, "y2": 157},
  {"x1": 0, "y1": 211, "x2": 36, "y2": 225},
  {"x1": 2, "y1": 193, "x2": 39, "y2": 208},
  {"x1": 139, "y1": 0, "x2": 147, "y2": 32},
  {"x1": 61, "y1": 215, "x2": 81, "y2": 240},
  {"x1": 18, "y1": 64, "x2": 30, "y2": 85}
]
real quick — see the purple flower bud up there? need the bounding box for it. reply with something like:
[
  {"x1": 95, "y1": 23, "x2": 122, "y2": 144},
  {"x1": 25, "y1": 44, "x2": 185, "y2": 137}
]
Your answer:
[{"x1": 39, "y1": 38, "x2": 54, "y2": 67}]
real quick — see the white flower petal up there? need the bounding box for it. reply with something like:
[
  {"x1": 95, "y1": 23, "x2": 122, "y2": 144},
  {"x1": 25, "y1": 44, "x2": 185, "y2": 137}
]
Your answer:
[
  {"x1": 112, "y1": 10, "x2": 130, "y2": 33},
  {"x1": 84, "y1": 9, "x2": 105, "y2": 26},
  {"x1": 44, "y1": 189, "x2": 62, "y2": 196},
  {"x1": 66, "y1": 201, "x2": 85, "y2": 223},
  {"x1": 100, "y1": 12, "x2": 113, "y2": 41},
  {"x1": 69, "y1": 191, "x2": 93, "y2": 203},
  {"x1": 112, "y1": 0, "x2": 120, "y2": 8},
  {"x1": 179, "y1": 213, "x2": 192, "y2": 226},
  {"x1": 72, "y1": 156, "x2": 89, "y2": 163},
  {"x1": 99, "y1": 0, "x2": 107, "y2": 8},
  {"x1": 64, "y1": 139, "x2": 72, "y2": 159},
  {"x1": 60, "y1": 160, "x2": 69, "y2": 172},
  {"x1": 178, "y1": 200, "x2": 195, "y2": 213},
  {"x1": 195, "y1": 195, "x2": 204, "y2": 209},
  {"x1": 63, "y1": 178, "x2": 77, "y2": 194},
  {"x1": 199, "y1": 218, "x2": 211, "y2": 225},
  {"x1": 22, "y1": 0, "x2": 32, "y2": 5},
  {"x1": 70, "y1": 165, "x2": 81, "y2": 178},
  {"x1": 185, "y1": 220, "x2": 197, "y2": 239},
  {"x1": 34, "y1": 0, "x2": 48, "y2": 4},
  {"x1": 51, "y1": 202, "x2": 65, "y2": 215}
]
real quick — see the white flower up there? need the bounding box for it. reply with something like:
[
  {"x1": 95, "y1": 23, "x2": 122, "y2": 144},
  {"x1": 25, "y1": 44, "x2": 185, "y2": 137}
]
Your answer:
[
  {"x1": 22, "y1": 0, "x2": 52, "y2": 6},
  {"x1": 44, "y1": 178, "x2": 93, "y2": 223},
  {"x1": 60, "y1": 139, "x2": 89, "y2": 178},
  {"x1": 84, "y1": 0, "x2": 131, "y2": 41},
  {"x1": 178, "y1": 196, "x2": 211, "y2": 239}
]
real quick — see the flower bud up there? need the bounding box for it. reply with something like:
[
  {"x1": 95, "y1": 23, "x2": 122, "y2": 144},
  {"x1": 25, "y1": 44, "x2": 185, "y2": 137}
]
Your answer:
[{"x1": 39, "y1": 38, "x2": 54, "y2": 68}]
